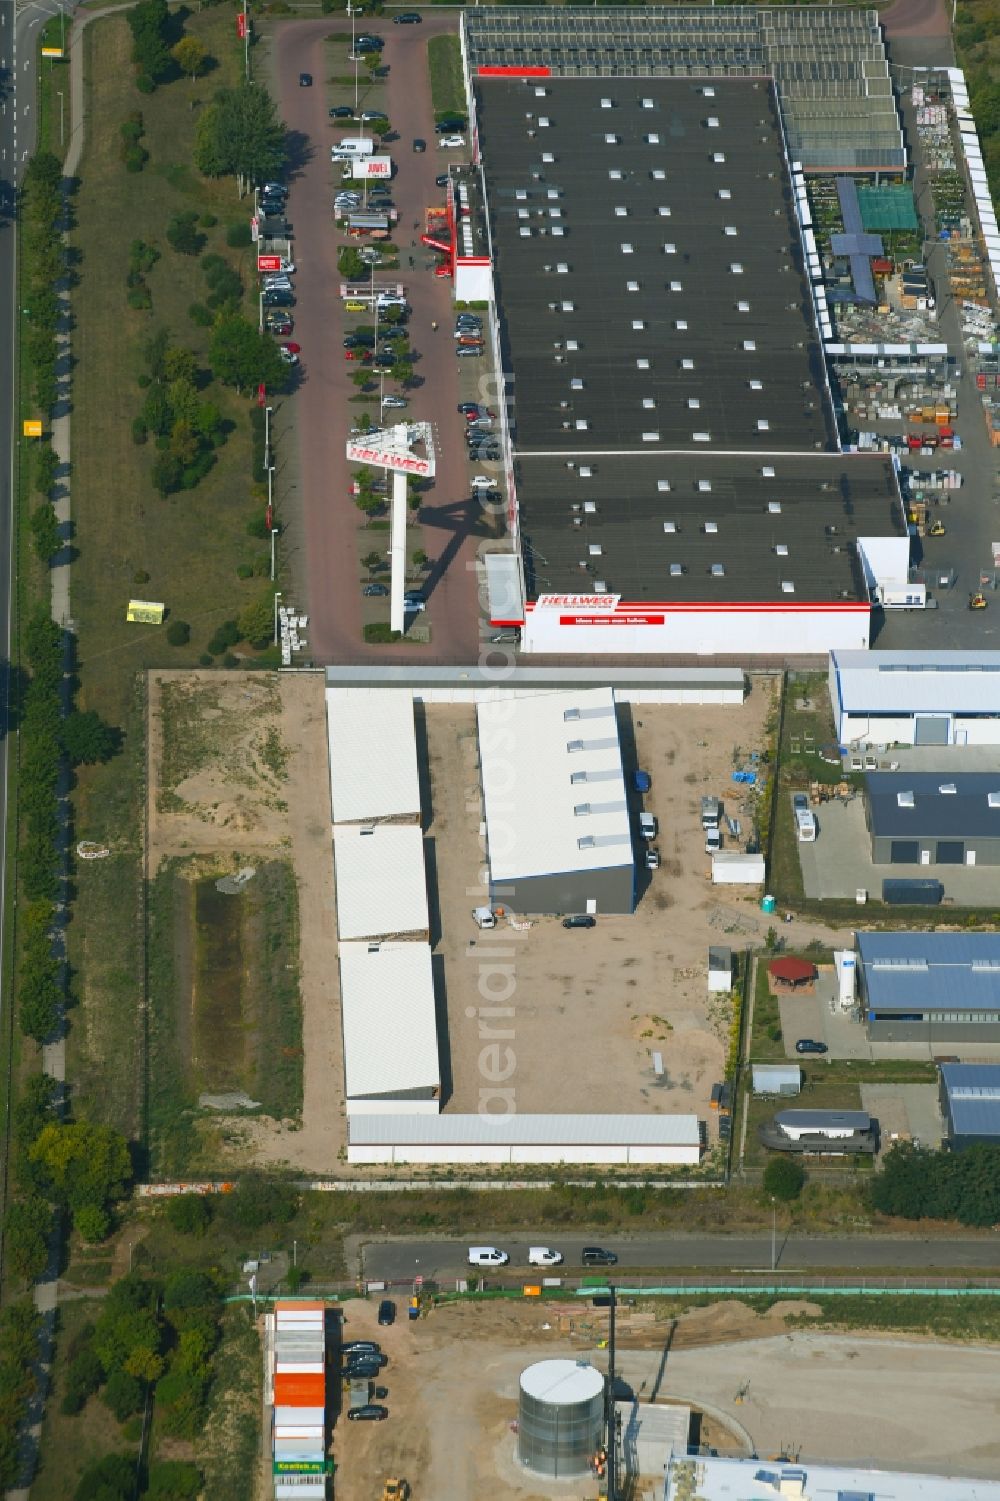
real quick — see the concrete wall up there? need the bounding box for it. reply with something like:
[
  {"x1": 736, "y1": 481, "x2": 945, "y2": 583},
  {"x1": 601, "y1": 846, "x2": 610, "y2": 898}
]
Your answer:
[
  {"x1": 493, "y1": 861, "x2": 635, "y2": 916},
  {"x1": 347, "y1": 1142, "x2": 702, "y2": 1165}
]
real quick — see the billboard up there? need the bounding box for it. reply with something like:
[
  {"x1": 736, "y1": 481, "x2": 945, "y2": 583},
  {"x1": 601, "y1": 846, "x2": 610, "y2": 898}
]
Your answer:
[
  {"x1": 346, "y1": 442, "x2": 431, "y2": 477},
  {"x1": 535, "y1": 593, "x2": 621, "y2": 611},
  {"x1": 352, "y1": 155, "x2": 392, "y2": 180},
  {"x1": 236, "y1": 10, "x2": 247, "y2": 36},
  {"x1": 22, "y1": 419, "x2": 43, "y2": 438},
  {"x1": 258, "y1": 254, "x2": 282, "y2": 272}
]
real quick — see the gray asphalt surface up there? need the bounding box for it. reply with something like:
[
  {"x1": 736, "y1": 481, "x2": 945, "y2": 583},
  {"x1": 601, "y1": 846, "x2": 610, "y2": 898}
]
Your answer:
[{"x1": 359, "y1": 1232, "x2": 1000, "y2": 1282}]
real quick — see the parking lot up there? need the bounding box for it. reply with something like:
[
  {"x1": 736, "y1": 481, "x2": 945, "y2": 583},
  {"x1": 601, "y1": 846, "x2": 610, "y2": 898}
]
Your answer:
[
  {"x1": 268, "y1": 17, "x2": 489, "y2": 664},
  {"x1": 420, "y1": 689, "x2": 775, "y2": 1129}
]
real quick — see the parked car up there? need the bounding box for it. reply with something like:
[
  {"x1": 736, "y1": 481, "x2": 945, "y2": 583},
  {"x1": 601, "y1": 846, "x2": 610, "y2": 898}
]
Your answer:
[
  {"x1": 458, "y1": 401, "x2": 482, "y2": 415},
  {"x1": 378, "y1": 1299, "x2": 396, "y2": 1326},
  {"x1": 382, "y1": 395, "x2": 408, "y2": 409},
  {"x1": 348, "y1": 1405, "x2": 388, "y2": 1422},
  {"x1": 582, "y1": 1247, "x2": 618, "y2": 1267},
  {"x1": 645, "y1": 846, "x2": 660, "y2": 870},
  {"x1": 639, "y1": 812, "x2": 658, "y2": 841},
  {"x1": 467, "y1": 1246, "x2": 508, "y2": 1267},
  {"x1": 792, "y1": 792, "x2": 809, "y2": 812},
  {"x1": 394, "y1": 9, "x2": 422, "y2": 19},
  {"x1": 262, "y1": 276, "x2": 293, "y2": 291},
  {"x1": 438, "y1": 134, "x2": 465, "y2": 149},
  {"x1": 262, "y1": 181, "x2": 287, "y2": 199},
  {"x1": 360, "y1": 110, "x2": 388, "y2": 122},
  {"x1": 633, "y1": 769, "x2": 652, "y2": 793},
  {"x1": 562, "y1": 915, "x2": 596, "y2": 929},
  {"x1": 342, "y1": 1340, "x2": 381, "y2": 1356},
  {"x1": 435, "y1": 173, "x2": 450, "y2": 188},
  {"x1": 344, "y1": 332, "x2": 376, "y2": 347},
  {"x1": 266, "y1": 315, "x2": 293, "y2": 335},
  {"x1": 456, "y1": 344, "x2": 483, "y2": 357},
  {"x1": 435, "y1": 116, "x2": 467, "y2": 133},
  {"x1": 263, "y1": 289, "x2": 294, "y2": 306},
  {"x1": 795, "y1": 1039, "x2": 829, "y2": 1055},
  {"x1": 344, "y1": 300, "x2": 369, "y2": 313},
  {"x1": 330, "y1": 105, "x2": 354, "y2": 118},
  {"x1": 403, "y1": 591, "x2": 427, "y2": 613},
  {"x1": 299, "y1": 72, "x2": 312, "y2": 86},
  {"x1": 705, "y1": 826, "x2": 722, "y2": 854},
  {"x1": 413, "y1": 138, "x2": 426, "y2": 153},
  {"x1": 356, "y1": 32, "x2": 384, "y2": 47},
  {"x1": 362, "y1": 583, "x2": 389, "y2": 597},
  {"x1": 278, "y1": 348, "x2": 299, "y2": 366}
]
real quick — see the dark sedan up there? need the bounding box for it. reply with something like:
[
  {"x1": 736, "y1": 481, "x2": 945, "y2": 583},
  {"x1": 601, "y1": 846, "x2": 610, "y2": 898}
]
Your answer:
[
  {"x1": 582, "y1": 1247, "x2": 618, "y2": 1266},
  {"x1": 795, "y1": 1039, "x2": 829, "y2": 1055},
  {"x1": 348, "y1": 1405, "x2": 388, "y2": 1422}
]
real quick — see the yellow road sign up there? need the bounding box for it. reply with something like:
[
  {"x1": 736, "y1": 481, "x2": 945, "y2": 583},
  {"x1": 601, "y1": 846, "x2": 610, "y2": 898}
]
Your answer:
[{"x1": 22, "y1": 420, "x2": 43, "y2": 438}]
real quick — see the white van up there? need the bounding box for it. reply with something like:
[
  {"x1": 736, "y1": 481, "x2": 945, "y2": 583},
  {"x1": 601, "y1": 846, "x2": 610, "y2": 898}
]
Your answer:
[
  {"x1": 528, "y1": 1247, "x2": 563, "y2": 1267},
  {"x1": 796, "y1": 808, "x2": 817, "y2": 843},
  {"x1": 467, "y1": 1246, "x2": 509, "y2": 1267},
  {"x1": 332, "y1": 137, "x2": 375, "y2": 160}
]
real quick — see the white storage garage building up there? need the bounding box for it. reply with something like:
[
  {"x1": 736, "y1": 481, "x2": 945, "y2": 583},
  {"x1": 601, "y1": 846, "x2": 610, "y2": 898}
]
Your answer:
[
  {"x1": 347, "y1": 1112, "x2": 701, "y2": 1166},
  {"x1": 325, "y1": 687, "x2": 421, "y2": 823},
  {"x1": 332, "y1": 823, "x2": 429, "y2": 941},
  {"x1": 829, "y1": 650, "x2": 1000, "y2": 748},
  {"x1": 338, "y1": 942, "x2": 440, "y2": 1115},
  {"x1": 477, "y1": 687, "x2": 635, "y2": 915}
]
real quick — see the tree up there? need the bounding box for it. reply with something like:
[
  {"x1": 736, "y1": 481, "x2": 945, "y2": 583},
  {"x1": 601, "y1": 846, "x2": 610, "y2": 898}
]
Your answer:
[
  {"x1": 127, "y1": 0, "x2": 172, "y2": 84},
  {"x1": 3, "y1": 1196, "x2": 52, "y2": 1282},
  {"x1": 166, "y1": 620, "x2": 191, "y2": 647},
  {"x1": 172, "y1": 36, "x2": 209, "y2": 80},
  {"x1": 167, "y1": 211, "x2": 206, "y2": 256},
  {"x1": 73, "y1": 1453, "x2": 135, "y2": 1501},
  {"x1": 194, "y1": 82, "x2": 286, "y2": 195},
  {"x1": 237, "y1": 590, "x2": 275, "y2": 650},
  {"x1": 209, "y1": 313, "x2": 286, "y2": 394},
  {"x1": 61, "y1": 1347, "x2": 104, "y2": 1415},
  {"x1": 62, "y1": 710, "x2": 120, "y2": 765},
  {"x1": 75, "y1": 1204, "x2": 112, "y2": 1243},
  {"x1": 29, "y1": 1120, "x2": 132, "y2": 1215},
  {"x1": 338, "y1": 246, "x2": 368, "y2": 280},
  {"x1": 102, "y1": 1368, "x2": 143, "y2": 1422},
  {"x1": 146, "y1": 1462, "x2": 202, "y2": 1501},
  {"x1": 165, "y1": 1194, "x2": 211, "y2": 1235},
  {"x1": 218, "y1": 1173, "x2": 298, "y2": 1229},
  {"x1": 762, "y1": 1155, "x2": 806, "y2": 1202},
  {"x1": 362, "y1": 550, "x2": 383, "y2": 574}
]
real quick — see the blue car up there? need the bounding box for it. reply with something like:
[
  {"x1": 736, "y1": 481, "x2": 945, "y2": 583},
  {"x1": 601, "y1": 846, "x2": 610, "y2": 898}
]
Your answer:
[{"x1": 633, "y1": 769, "x2": 651, "y2": 794}]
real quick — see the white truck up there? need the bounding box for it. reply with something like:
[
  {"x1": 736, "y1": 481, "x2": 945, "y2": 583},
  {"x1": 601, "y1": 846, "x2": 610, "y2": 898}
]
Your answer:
[{"x1": 701, "y1": 795, "x2": 721, "y2": 829}]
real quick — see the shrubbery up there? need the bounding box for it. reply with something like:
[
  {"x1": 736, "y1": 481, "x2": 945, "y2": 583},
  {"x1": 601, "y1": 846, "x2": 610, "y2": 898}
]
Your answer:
[
  {"x1": 872, "y1": 1141, "x2": 1000, "y2": 1227},
  {"x1": 20, "y1": 153, "x2": 64, "y2": 418}
]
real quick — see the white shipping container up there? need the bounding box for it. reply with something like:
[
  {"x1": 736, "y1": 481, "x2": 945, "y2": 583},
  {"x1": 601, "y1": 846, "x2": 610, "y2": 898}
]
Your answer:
[
  {"x1": 274, "y1": 1427, "x2": 324, "y2": 1441},
  {"x1": 711, "y1": 853, "x2": 766, "y2": 885},
  {"x1": 275, "y1": 1363, "x2": 326, "y2": 1376}
]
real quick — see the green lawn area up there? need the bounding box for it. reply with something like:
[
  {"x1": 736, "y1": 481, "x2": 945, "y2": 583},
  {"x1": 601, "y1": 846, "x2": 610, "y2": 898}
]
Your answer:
[
  {"x1": 427, "y1": 33, "x2": 465, "y2": 118},
  {"x1": 67, "y1": 8, "x2": 276, "y2": 1139}
]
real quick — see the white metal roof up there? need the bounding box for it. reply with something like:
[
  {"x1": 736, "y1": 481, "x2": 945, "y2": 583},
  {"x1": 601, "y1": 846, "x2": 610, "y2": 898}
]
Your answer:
[
  {"x1": 520, "y1": 1359, "x2": 604, "y2": 1404},
  {"x1": 484, "y1": 552, "x2": 526, "y2": 626},
  {"x1": 332, "y1": 823, "x2": 428, "y2": 941},
  {"x1": 325, "y1": 687, "x2": 421, "y2": 823},
  {"x1": 665, "y1": 1455, "x2": 1000, "y2": 1501},
  {"x1": 348, "y1": 1113, "x2": 700, "y2": 1146},
  {"x1": 477, "y1": 687, "x2": 631, "y2": 882},
  {"x1": 338, "y1": 942, "x2": 440, "y2": 1101},
  {"x1": 832, "y1": 650, "x2": 1000, "y2": 716}
]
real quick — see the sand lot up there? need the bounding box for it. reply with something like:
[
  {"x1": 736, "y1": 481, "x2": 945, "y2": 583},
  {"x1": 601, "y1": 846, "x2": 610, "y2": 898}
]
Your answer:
[
  {"x1": 324, "y1": 1297, "x2": 1000, "y2": 1501},
  {"x1": 148, "y1": 670, "x2": 344, "y2": 1172},
  {"x1": 422, "y1": 687, "x2": 778, "y2": 1128}
]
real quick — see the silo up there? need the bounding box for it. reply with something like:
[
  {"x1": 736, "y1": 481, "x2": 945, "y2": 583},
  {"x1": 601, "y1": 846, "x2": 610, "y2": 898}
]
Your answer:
[{"x1": 518, "y1": 1359, "x2": 606, "y2": 1478}]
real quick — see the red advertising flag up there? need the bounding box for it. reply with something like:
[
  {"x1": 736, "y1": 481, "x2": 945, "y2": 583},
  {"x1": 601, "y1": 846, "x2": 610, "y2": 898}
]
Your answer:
[
  {"x1": 257, "y1": 254, "x2": 282, "y2": 272},
  {"x1": 257, "y1": 384, "x2": 266, "y2": 408},
  {"x1": 236, "y1": 11, "x2": 247, "y2": 37},
  {"x1": 265, "y1": 504, "x2": 274, "y2": 530}
]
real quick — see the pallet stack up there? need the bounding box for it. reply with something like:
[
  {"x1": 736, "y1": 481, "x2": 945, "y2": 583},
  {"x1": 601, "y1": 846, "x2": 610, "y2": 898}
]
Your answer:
[{"x1": 272, "y1": 1302, "x2": 327, "y2": 1499}]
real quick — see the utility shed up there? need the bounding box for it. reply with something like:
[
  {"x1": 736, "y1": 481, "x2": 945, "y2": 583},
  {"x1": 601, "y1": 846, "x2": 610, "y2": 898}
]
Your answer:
[
  {"x1": 477, "y1": 687, "x2": 634, "y2": 914},
  {"x1": 857, "y1": 930, "x2": 1000, "y2": 1043},
  {"x1": 752, "y1": 1064, "x2": 802, "y2": 1097},
  {"x1": 338, "y1": 942, "x2": 440, "y2": 1114},
  {"x1": 830, "y1": 650, "x2": 1000, "y2": 748},
  {"x1": 325, "y1": 687, "x2": 421, "y2": 824},
  {"x1": 708, "y1": 947, "x2": 733, "y2": 993},
  {"x1": 617, "y1": 1401, "x2": 691, "y2": 1482},
  {"x1": 347, "y1": 1113, "x2": 701, "y2": 1166},
  {"x1": 939, "y1": 1063, "x2": 1000, "y2": 1149},
  {"x1": 332, "y1": 823, "x2": 428, "y2": 941},
  {"x1": 864, "y1": 771, "x2": 1000, "y2": 868}
]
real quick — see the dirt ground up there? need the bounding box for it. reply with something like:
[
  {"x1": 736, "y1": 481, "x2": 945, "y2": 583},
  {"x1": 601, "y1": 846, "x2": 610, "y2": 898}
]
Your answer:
[
  {"x1": 423, "y1": 686, "x2": 785, "y2": 1131},
  {"x1": 147, "y1": 670, "x2": 344, "y2": 1172},
  {"x1": 323, "y1": 1297, "x2": 1000, "y2": 1501}
]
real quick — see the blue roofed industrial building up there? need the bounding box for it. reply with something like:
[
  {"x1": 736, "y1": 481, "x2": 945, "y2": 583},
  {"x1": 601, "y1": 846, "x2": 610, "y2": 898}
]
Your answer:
[
  {"x1": 857, "y1": 931, "x2": 1000, "y2": 1044},
  {"x1": 939, "y1": 1063, "x2": 1000, "y2": 1149}
]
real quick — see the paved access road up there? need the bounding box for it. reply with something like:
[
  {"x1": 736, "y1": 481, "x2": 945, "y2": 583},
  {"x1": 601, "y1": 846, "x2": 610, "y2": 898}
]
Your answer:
[
  {"x1": 270, "y1": 15, "x2": 486, "y2": 664},
  {"x1": 359, "y1": 1232, "x2": 1000, "y2": 1283}
]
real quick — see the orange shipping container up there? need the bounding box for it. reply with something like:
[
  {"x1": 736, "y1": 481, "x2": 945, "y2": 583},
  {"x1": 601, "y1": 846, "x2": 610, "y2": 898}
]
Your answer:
[{"x1": 274, "y1": 1373, "x2": 326, "y2": 1407}]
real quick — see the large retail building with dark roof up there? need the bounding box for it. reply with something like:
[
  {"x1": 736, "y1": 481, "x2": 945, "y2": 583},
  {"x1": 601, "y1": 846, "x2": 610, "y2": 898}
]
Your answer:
[{"x1": 451, "y1": 11, "x2": 913, "y2": 656}]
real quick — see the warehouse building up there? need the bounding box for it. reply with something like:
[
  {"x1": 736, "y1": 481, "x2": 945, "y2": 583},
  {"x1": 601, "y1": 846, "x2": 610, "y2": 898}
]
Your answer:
[
  {"x1": 331, "y1": 823, "x2": 429, "y2": 941},
  {"x1": 751, "y1": 1064, "x2": 801, "y2": 1097},
  {"x1": 347, "y1": 1112, "x2": 701, "y2": 1166},
  {"x1": 325, "y1": 686, "x2": 421, "y2": 824},
  {"x1": 829, "y1": 650, "x2": 1000, "y2": 748},
  {"x1": 864, "y1": 771, "x2": 1000, "y2": 868},
  {"x1": 338, "y1": 942, "x2": 440, "y2": 1115},
  {"x1": 464, "y1": 76, "x2": 909, "y2": 657},
  {"x1": 758, "y1": 1107, "x2": 878, "y2": 1154},
  {"x1": 857, "y1": 931, "x2": 1000, "y2": 1043},
  {"x1": 665, "y1": 1456, "x2": 1000, "y2": 1501},
  {"x1": 477, "y1": 687, "x2": 634, "y2": 914},
  {"x1": 939, "y1": 1063, "x2": 1000, "y2": 1150}
]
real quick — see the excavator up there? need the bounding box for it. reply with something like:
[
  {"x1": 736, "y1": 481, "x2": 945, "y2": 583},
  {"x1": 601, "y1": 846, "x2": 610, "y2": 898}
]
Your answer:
[
  {"x1": 970, "y1": 592, "x2": 988, "y2": 610},
  {"x1": 382, "y1": 1483, "x2": 410, "y2": 1501},
  {"x1": 927, "y1": 519, "x2": 946, "y2": 537}
]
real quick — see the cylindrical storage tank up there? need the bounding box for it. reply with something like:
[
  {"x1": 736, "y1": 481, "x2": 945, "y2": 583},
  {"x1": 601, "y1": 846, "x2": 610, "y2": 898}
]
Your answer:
[{"x1": 518, "y1": 1359, "x2": 605, "y2": 1478}]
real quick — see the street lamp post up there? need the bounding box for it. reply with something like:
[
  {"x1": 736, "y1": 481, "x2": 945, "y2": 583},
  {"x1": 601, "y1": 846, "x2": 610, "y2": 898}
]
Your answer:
[
  {"x1": 264, "y1": 405, "x2": 273, "y2": 470},
  {"x1": 57, "y1": 91, "x2": 64, "y2": 149},
  {"x1": 268, "y1": 464, "x2": 276, "y2": 579},
  {"x1": 273, "y1": 591, "x2": 282, "y2": 646},
  {"x1": 770, "y1": 1199, "x2": 777, "y2": 1273}
]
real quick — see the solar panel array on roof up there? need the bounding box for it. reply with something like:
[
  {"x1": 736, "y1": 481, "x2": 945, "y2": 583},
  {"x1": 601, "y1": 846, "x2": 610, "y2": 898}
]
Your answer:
[{"x1": 464, "y1": 6, "x2": 904, "y2": 172}]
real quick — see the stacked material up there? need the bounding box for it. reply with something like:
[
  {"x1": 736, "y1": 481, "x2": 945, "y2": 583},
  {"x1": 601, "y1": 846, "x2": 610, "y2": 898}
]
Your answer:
[{"x1": 272, "y1": 1303, "x2": 327, "y2": 1498}]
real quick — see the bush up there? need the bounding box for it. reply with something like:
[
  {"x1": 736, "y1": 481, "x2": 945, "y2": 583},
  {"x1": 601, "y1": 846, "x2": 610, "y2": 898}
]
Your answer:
[
  {"x1": 29, "y1": 503, "x2": 61, "y2": 564},
  {"x1": 206, "y1": 619, "x2": 240, "y2": 656},
  {"x1": 217, "y1": 1174, "x2": 298, "y2": 1230},
  {"x1": 74, "y1": 1453, "x2": 135, "y2": 1501},
  {"x1": 62, "y1": 710, "x2": 120, "y2": 766},
  {"x1": 166, "y1": 211, "x2": 206, "y2": 256},
  {"x1": 131, "y1": 417, "x2": 148, "y2": 445},
  {"x1": 762, "y1": 1156, "x2": 806, "y2": 1202},
  {"x1": 123, "y1": 146, "x2": 148, "y2": 173},
  {"x1": 200, "y1": 214, "x2": 218, "y2": 229},
  {"x1": 75, "y1": 1204, "x2": 112, "y2": 1243},
  {"x1": 146, "y1": 1461, "x2": 202, "y2": 1501},
  {"x1": 165, "y1": 1194, "x2": 211, "y2": 1235},
  {"x1": 127, "y1": 287, "x2": 153, "y2": 311},
  {"x1": 199, "y1": 653, "x2": 213, "y2": 667},
  {"x1": 364, "y1": 622, "x2": 403, "y2": 643},
  {"x1": 61, "y1": 1347, "x2": 104, "y2": 1415},
  {"x1": 188, "y1": 302, "x2": 213, "y2": 327},
  {"x1": 225, "y1": 221, "x2": 253, "y2": 249},
  {"x1": 102, "y1": 1369, "x2": 143, "y2": 1423},
  {"x1": 136, "y1": 74, "x2": 156, "y2": 94},
  {"x1": 236, "y1": 562, "x2": 254, "y2": 580},
  {"x1": 165, "y1": 620, "x2": 191, "y2": 647},
  {"x1": 4, "y1": 1196, "x2": 52, "y2": 1282}
]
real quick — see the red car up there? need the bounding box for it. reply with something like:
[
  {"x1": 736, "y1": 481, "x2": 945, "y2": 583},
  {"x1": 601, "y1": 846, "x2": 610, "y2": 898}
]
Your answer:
[
  {"x1": 345, "y1": 348, "x2": 373, "y2": 362},
  {"x1": 465, "y1": 407, "x2": 495, "y2": 422},
  {"x1": 267, "y1": 318, "x2": 293, "y2": 336},
  {"x1": 281, "y1": 342, "x2": 302, "y2": 355}
]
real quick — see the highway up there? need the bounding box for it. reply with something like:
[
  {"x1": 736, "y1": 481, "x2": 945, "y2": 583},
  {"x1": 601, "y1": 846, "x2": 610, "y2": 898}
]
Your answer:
[{"x1": 358, "y1": 1233, "x2": 1000, "y2": 1283}]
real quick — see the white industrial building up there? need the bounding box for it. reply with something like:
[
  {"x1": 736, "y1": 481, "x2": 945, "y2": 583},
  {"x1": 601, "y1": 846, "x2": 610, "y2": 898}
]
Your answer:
[
  {"x1": 829, "y1": 650, "x2": 1000, "y2": 748},
  {"x1": 477, "y1": 687, "x2": 635, "y2": 915},
  {"x1": 338, "y1": 942, "x2": 440, "y2": 1115},
  {"x1": 664, "y1": 1456, "x2": 1000, "y2": 1501},
  {"x1": 331, "y1": 823, "x2": 429, "y2": 941},
  {"x1": 347, "y1": 1112, "x2": 701, "y2": 1166},
  {"x1": 325, "y1": 687, "x2": 421, "y2": 823}
]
